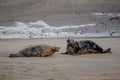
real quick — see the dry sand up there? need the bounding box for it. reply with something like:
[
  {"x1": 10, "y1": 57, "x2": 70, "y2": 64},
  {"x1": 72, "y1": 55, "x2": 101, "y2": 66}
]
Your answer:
[{"x1": 0, "y1": 38, "x2": 120, "y2": 80}]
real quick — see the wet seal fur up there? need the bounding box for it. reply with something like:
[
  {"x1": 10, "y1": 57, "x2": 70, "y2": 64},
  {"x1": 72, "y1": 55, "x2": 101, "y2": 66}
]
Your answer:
[
  {"x1": 63, "y1": 39, "x2": 111, "y2": 55},
  {"x1": 9, "y1": 44, "x2": 60, "y2": 57}
]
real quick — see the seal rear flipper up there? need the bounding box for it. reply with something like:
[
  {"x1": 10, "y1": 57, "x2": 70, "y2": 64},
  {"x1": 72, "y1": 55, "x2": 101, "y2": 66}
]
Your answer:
[
  {"x1": 9, "y1": 54, "x2": 20, "y2": 57},
  {"x1": 102, "y1": 48, "x2": 111, "y2": 53}
]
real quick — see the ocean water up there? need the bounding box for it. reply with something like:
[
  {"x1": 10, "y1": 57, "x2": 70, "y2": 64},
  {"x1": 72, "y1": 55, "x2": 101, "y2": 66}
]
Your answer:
[{"x1": 0, "y1": 12, "x2": 120, "y2": 38}]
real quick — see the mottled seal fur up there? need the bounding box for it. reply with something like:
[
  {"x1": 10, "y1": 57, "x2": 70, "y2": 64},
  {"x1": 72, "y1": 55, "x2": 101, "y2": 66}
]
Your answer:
[
  {"x1": 63, "y1": 39, "x2": 111, "y2": 55},
  {"x1": 9, "y1": 44, "x2": 60, "y2": 57}
]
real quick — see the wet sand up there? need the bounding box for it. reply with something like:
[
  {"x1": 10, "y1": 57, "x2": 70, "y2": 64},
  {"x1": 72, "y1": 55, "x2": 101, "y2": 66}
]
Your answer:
[{"x1": 0, "y1": 38, "x2": 120, "y2": 80}]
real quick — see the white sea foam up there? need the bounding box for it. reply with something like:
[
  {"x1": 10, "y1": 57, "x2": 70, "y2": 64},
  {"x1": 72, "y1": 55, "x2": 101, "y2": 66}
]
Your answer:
[
  {"x1": 0, "y1": 20, "x2": 96, "y2": 31},
  {"x1": 92, "y1": 12, "x2": 120, "y2": 17},
  {"x1": 0, "y1": 20, "x2": 119, "y2": 38}
]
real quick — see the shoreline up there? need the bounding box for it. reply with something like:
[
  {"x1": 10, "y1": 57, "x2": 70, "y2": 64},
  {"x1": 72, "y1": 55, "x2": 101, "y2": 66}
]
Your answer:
[{"x1": 0, "y1": 37, "x2": 120, "y2": 40}]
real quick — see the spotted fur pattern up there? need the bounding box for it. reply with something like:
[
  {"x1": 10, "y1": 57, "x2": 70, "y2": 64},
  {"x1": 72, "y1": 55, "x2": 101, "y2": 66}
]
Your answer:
[{"x1": 65, "y1": 39, "x2": 111, "y2": 55}]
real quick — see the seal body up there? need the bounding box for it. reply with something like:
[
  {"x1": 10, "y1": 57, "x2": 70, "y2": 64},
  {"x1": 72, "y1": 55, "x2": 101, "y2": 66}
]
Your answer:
[
  {"x1": 74, "y1": 40, "x2": 103, "y2": 54},
  {"x1": 9, "y1": 44, "x2": 60, "y2": 57},
  {"x1": 64, "y1": 39, "x2": 111, "y2": 55}
]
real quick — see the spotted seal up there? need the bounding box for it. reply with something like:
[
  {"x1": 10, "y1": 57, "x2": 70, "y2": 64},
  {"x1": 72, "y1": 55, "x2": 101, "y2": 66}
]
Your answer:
[{"x1": 63, "y1": 39, "x2": 111, "y2": 55}]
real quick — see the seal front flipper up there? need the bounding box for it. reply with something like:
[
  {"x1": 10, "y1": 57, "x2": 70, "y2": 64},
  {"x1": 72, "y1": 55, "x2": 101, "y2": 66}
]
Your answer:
[{"x1": 60, "y1": 52, "x2": 68, "y2": 55}]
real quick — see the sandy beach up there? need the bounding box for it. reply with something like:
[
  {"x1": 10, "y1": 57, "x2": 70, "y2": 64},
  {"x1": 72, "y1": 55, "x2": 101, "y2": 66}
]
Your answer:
[{"x1": 0, "y1": 38, "x2": 120, "y2": 80}]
